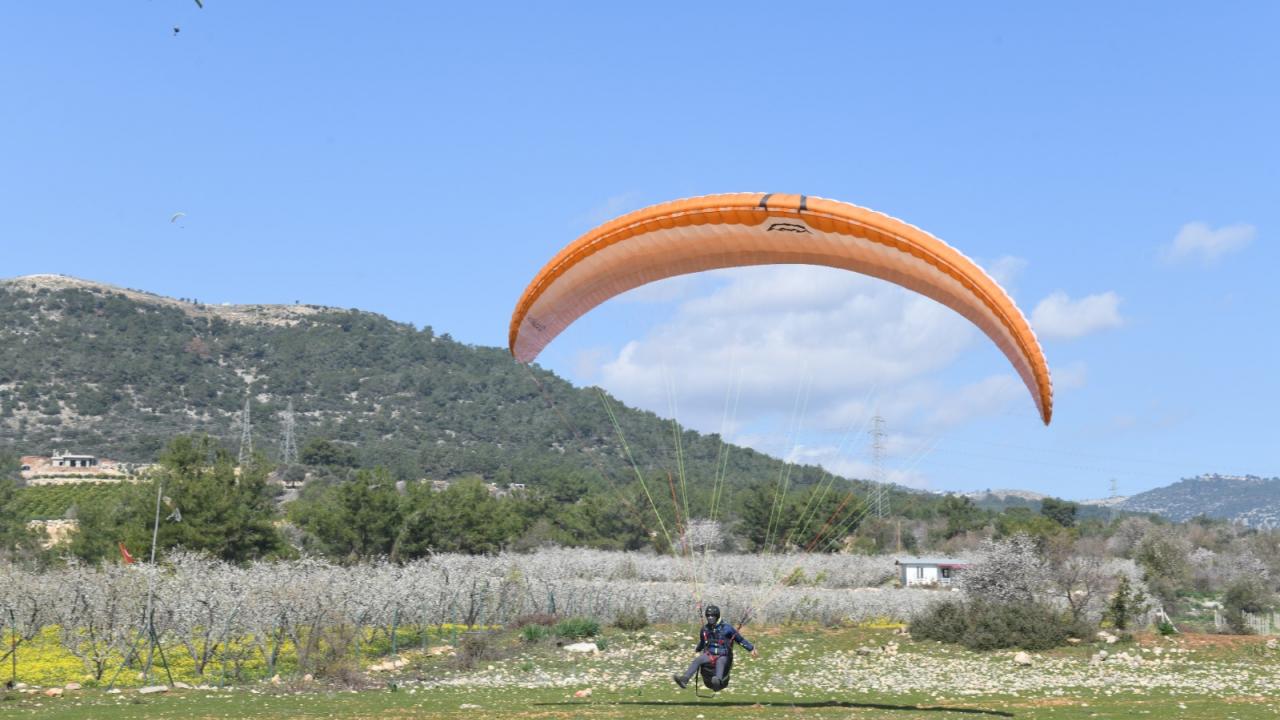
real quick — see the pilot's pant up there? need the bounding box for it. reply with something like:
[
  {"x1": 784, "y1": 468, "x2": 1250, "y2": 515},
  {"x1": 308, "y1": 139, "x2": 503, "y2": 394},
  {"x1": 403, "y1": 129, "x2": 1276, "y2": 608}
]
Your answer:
[{"x1": 680, "y1": 653, "x2": 728, "y2": 686}]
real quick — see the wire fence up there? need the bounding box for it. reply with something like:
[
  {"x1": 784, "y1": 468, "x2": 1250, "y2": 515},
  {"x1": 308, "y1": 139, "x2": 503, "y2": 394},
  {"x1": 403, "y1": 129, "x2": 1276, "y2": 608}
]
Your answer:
[{"x1": 1213, "y1": 609, "x2": 1280, "y2": 635}]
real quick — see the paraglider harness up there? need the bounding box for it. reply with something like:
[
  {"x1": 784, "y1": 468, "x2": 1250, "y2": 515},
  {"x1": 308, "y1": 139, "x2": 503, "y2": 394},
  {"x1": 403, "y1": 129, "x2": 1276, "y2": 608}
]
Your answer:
[
  {"x1": 692, "y1": 607, "x2": 753, "y2": 697},
  {"x1": 694, "y1": 643, "x2": 735, "y2": 697}
]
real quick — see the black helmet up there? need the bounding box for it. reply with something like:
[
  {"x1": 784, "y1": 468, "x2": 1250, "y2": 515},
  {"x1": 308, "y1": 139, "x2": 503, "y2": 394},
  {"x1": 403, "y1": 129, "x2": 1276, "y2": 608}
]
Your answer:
[{"x1": 704, "y1": 604, "x2": 721, "y2": 623}]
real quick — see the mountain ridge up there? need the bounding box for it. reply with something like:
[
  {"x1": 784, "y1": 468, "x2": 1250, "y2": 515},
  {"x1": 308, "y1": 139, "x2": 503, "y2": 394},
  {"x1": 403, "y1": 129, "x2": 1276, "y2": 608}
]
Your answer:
[
  {"x1": 2, "y1": 274, "x2": 350, "y2": 327},
  {"x1": 0, "y1": 274, "x2": 860, "y2": 500},
  {"x1": 1118, "y1": 473, "x2": 1280, "y2": 528}
]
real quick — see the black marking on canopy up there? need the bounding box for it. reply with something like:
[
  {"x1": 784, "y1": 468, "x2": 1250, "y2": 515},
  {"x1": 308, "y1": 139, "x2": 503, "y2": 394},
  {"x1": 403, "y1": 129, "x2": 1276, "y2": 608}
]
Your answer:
[{"x1": 766, "y1": 222, "x2": 810, "y2": 234}]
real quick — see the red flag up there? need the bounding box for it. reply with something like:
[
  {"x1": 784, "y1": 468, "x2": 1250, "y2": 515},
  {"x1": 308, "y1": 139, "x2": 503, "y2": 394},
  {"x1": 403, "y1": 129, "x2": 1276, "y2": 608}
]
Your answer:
[{"x1": 118, "y1": 542, "x2": 135, "y2": 565}]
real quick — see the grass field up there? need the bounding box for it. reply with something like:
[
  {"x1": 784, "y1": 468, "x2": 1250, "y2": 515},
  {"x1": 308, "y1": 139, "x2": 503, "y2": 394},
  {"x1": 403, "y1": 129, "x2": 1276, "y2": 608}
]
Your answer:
[{"x1": 4, "y1": 624, "x2": 1279, "y2": 719}]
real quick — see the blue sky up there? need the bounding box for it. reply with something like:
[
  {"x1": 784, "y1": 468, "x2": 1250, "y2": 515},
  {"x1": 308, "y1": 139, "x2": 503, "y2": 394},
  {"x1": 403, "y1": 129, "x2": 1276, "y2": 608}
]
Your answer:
[{"x1": 3, "y1": 3, "x2": 1276, "y2": 499}]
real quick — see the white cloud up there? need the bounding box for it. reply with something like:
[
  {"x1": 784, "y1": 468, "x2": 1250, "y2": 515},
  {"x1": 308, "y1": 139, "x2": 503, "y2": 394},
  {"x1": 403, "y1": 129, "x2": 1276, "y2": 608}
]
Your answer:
[
  {"x1": 1031, "y1": 291, "x2": 1123, "y2": 340},
  {"x1": 1162, "y1": 222, "x2": 1256, "y2": 265},
  {"x1": 597, "y1": 266, "x2": 977, "y2": 433},
  {"x1": 984, "y1": 256, "x2": 1028, "y2": 288},
  {"x1": 577, "y1": 265, "x2": 1050, "y2": 486}
]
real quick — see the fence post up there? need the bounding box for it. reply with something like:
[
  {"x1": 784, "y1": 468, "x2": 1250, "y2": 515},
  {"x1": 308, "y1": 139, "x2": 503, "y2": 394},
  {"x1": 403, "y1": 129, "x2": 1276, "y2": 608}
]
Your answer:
[
  {"x1": 391, "y1": 608, "x2": 399, "y2": 658},
  {"x1": 8, "y1": 608, "x2": 16, "y2": 687},
  {"x1": 421, "y1": 602, "x2": 429, "y2": 652}
]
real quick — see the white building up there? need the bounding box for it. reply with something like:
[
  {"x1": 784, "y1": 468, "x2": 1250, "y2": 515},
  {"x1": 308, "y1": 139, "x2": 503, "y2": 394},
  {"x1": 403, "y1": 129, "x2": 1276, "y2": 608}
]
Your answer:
[
  {"x1": 52, "y1": 452, "x2": 99, "y2": 468},
  {"x1": 895, "y1": 557, "x2": 969, "y2": 587}
]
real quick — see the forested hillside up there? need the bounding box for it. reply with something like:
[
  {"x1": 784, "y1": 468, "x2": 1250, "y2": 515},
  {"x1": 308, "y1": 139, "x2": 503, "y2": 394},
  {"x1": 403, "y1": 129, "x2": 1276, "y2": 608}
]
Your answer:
[
  {"x1": 1121, "y1": 474, "x2": 1280, "y2": 528},
  {"x1": 0, "y1": 275, "x2": 853, "y2": 495}
]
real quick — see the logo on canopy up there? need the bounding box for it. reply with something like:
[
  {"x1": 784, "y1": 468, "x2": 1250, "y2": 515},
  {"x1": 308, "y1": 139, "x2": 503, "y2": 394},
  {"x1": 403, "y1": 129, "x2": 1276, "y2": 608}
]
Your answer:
[{"x1": 766, "y1": 221, "x2": 811, "y2": 234}]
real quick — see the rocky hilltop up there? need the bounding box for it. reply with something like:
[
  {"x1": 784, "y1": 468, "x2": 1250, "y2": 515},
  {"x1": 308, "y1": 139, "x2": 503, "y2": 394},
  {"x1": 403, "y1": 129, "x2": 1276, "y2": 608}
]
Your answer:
[
  {"x1": 1119, "y1": 474, "x2": 1280, "y2": 528},
  {"x1": 3, "y1": 274, "x2": 338, "y2": 327}
]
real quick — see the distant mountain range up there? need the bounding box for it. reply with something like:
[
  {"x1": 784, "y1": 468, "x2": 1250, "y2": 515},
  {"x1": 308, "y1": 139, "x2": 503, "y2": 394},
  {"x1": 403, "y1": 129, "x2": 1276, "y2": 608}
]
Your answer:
[
  {"x1": 1117, "y1": 474, "x2": 1280, "y2": 528},
  {"x1": 959, "y1": 475, "x2": 1280, "y2": 528}
]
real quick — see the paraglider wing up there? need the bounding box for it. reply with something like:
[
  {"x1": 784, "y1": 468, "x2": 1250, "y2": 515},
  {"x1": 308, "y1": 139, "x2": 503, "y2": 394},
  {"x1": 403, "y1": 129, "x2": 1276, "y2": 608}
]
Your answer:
[
  {"x1": 509, "y1": 193, "x2": 1054, "y2": 424},
  {"x1": 170, "y1": 212, "x2": 186, "y2": 223}
]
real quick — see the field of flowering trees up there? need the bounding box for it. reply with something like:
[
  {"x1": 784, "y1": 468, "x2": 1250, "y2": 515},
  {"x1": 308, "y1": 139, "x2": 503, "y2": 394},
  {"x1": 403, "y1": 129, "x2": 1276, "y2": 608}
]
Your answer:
[{"x1": 0, "y1": 550, "x2": 948, "y2": 684}]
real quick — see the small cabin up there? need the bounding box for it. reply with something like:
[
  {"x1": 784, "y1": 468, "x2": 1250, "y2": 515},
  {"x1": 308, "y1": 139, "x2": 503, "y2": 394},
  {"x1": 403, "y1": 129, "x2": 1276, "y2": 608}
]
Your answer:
[{"x1": 896, "y1": 557, "x2": 969, "y2": 587}]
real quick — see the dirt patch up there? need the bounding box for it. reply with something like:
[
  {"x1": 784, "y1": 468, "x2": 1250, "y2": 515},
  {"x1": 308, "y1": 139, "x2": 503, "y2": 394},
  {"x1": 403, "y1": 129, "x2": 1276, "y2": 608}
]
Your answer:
[{"x1": 1171, "y1": 632, "x2": 1268, "y2": 650}]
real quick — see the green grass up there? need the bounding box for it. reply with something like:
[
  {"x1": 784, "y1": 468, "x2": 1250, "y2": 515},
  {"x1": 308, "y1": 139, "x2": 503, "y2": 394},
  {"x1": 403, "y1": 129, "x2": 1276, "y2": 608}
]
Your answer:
[
  {"x1": 4, "y1": 624, "x2": 1278, "y2": 719},
  {"x1": 5, "y1": 684, "x2": 1277, "y2": 720}
]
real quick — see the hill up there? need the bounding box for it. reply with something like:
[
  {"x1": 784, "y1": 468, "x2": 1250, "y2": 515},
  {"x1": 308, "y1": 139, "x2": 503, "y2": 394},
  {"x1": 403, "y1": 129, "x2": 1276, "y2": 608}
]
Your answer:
[
  {"x1": 1120, "y1": 474, "x2": 1280, "y2": 528},
  {"x1": 954, "y1": 489, "x2": 1125, "y2": 521},
  {"x1": 0, "y1": 274, "x2": 863, "y2": 497}
]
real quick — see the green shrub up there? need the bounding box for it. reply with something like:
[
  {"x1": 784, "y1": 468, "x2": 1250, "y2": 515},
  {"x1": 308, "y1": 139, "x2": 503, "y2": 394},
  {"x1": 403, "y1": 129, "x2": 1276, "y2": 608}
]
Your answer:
[
  {"x1": 554, "y1": 617, "x2": 600, "y2": 640},
  {"x1": 909, "y1": 599, "x2": 968, "y2": 645},
  {"x1": 613, "y1": 606, "x2": 649, "y2": 631},
  {"x1": 911, "y1": 599, "x2": 1086, "y2": 651},
  {"x1": 520, "y1": 624, "x2": 550, "y2": 643}
]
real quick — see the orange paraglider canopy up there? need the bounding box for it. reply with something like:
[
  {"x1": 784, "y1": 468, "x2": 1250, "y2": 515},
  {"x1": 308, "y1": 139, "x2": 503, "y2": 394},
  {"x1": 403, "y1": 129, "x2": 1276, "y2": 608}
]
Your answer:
[{"x1": 510, "y1": 193, "x2": 1053, "y2": 424}]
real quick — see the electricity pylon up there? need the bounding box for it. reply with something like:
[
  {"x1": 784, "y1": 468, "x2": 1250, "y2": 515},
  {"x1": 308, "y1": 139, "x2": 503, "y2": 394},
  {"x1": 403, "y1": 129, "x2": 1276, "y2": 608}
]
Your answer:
[
  {"x1": 238, "y1": 394, "x2": 253, "y2": 467},
  {"x1": 280, "y1": 399, "x2": 298, "y2": 465},
  {"x1": 871, "y1": 414, "x2": 888, "y2": 518}
]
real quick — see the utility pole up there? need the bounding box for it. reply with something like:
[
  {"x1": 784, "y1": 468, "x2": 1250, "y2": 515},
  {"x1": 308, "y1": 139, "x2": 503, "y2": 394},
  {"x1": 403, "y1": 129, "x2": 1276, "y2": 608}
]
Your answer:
[
  {"x1": 238, "y1": 394, "x2": 253, "y2": 468},
  {"x1": 280, "y1": 399, "x2": 298, "y2": 465},
  {"x1": 871, "y1": 414, "x2": 887, "y2": 518}
]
